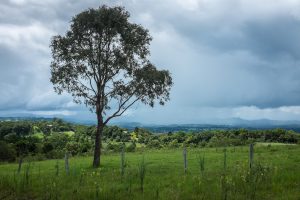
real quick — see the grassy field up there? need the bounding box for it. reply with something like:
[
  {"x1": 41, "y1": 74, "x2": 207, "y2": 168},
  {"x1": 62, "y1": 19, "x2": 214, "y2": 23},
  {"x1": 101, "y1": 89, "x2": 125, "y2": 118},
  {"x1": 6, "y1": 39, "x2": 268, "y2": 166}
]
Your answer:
[{"x1": 0, "y1": 144, "x2": 299, "y2": 199}]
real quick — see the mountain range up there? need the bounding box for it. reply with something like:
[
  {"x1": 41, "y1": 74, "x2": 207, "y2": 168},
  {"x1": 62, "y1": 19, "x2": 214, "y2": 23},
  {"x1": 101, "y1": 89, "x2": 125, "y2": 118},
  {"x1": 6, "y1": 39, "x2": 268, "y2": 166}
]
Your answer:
[{"x1": 1, "y1": 115, "x2": 300, "y2": 132}]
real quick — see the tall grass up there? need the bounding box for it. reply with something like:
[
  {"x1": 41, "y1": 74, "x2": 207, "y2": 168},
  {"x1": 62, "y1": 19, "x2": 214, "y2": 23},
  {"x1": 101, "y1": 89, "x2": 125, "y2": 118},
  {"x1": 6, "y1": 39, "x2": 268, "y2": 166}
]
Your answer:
[
  {"x1": 138, "y1": 155, "x2": 146, "y2": 192},
  {"x1": 221, "y1": 148, "x2": 228, "y2": 200},
  {"x1": 197, "y1": 153, "x2": 205, "y2": 175},
  {"x1": 120, "y1": 144, "x2": 126, "y2": 178},
  {"x1": 55, "y1": 160, "x2": 59, "y2": 176},
  {"x1": 0, "y1": 145, "x2": 298, "y2": 199}
]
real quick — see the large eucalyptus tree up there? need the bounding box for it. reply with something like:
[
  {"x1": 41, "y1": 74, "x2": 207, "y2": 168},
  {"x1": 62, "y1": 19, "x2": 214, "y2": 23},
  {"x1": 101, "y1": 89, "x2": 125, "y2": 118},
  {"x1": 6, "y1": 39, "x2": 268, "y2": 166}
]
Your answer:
[{"x1": 50, "y1": 6, "x2": 173, "y2": 167}]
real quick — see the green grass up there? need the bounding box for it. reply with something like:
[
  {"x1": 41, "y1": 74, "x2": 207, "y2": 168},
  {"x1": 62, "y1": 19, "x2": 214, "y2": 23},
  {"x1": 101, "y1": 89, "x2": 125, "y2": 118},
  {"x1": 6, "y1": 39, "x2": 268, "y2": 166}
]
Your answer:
[
  {"x1": 0, "y1": 144, "x2": 299, "y2": 199},
  {"x1": 255, "y1": 142, "x2": 296, "y2": 146}
]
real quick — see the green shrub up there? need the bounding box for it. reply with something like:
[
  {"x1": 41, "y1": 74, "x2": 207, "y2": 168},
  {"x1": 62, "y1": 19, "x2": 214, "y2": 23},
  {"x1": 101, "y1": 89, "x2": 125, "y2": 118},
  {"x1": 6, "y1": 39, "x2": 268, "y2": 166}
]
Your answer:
[
  {"x1": 80, "y1": 141, "x2": 92, "y2": 153},
  {"x1": 168, "y1": 139, "x2": 179, "y2": 148},
  {"x1": 45, "y1": 150, "x2": 65, "y2": 159},
  {"x1": 3, "y1": 133, "x2": 19, "y2": 143},
  {"x1": 33, "y1": 153, "x2": 46, "y2": 161},
  {"x1": 66, "y1": 141, "x2": 80, "y2": 155},
  {"x1": 42, "y1": 142, "x2": 54, "y2": 154},
  {"x1": 147, "y1": 139, "x2": 162, "y2": 149},
  {"x1": 106, "y1": 142, "x2": 122, "y2": 152},
  {"x1": 0, "y1": 141, "x2": 16, "y2": 162},
  {"x1": 198, "y1": 141, "x2": 207, "y2": 147},
  {"x1": 126, "y1": 142, "x2": 136, "y2": 152}
]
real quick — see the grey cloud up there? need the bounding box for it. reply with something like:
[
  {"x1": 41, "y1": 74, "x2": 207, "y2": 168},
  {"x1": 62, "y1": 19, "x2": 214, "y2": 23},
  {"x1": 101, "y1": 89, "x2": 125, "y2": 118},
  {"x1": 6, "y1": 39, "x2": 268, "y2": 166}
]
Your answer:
[
  {"x1": 1, "y1": 0, "x2": 300, "y2": 123},
  {"x1": 241, "y1": 17, "x2": 300, "y2": 60},
  {"x1": 0, "y1": 47, "x2": 32, "y2": 109},
  {"x1": 0, "y1": 45, "x2": 72, "y2": 111},
  {"x1": 123, "y1": 1, "x2": 300, "y2": 109}
]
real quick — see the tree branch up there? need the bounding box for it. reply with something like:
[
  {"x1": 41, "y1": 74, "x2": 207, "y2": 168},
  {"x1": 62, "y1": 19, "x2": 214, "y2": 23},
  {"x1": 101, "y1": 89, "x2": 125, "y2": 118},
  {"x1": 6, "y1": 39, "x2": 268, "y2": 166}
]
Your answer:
[
  {"x1": 73, "y1": 80, "x2": 97, "y2": 103},
  {"x1": 103, "y1": 95, "x2": 141, "y2": 125}
]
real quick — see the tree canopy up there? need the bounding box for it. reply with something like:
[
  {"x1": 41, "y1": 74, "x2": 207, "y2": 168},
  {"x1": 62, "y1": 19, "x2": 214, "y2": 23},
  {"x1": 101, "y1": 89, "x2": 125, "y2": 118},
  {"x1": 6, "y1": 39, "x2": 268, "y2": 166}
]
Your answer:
[
  {"x1": 50, "y1": 5, "x2": 173, "y2": 167},
  {"x1": 50, "y1": 6, "x2": 173, "y2": 124}
]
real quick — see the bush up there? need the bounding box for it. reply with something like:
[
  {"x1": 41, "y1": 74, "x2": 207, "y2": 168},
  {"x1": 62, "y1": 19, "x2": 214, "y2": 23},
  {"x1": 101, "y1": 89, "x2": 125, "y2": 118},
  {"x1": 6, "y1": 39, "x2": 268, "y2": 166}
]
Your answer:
[
  {"x1": 147, "y1": 139, "x2": 162, "y2": 149},
  {"x1": 106, "y1": 142, "x2": 123, "y2": 152},
  {"x1": 0, "y1": 141, "x2": 16, "y2": 162},
  {"x1": 168, "y1": 139, "x2": 179, "y2": 148},
  {"x1": 3, "y1": 133, "x2": 19, "y2": 143},
  {"x1": 15, "y1": 139, "x2": 29, "y2": 156},
  {"x1": 80, "y1": 141, "x2": 92, "y2": 153},
  {"x1": 45, "y1": 150, "x2": 65, "y2": 159},
  {"x1": 33, "y1": 153, "x2": 46, "y2": 161},
  {"x1": 42, "y1": 142, "x2": 54, "y2": 154},
  {"x1": 126, "y1": 142, "x2": 136, "y2": 152},
  {"x1": 47, "y1": 133, "x2": 69, "y2": 150},
  {"x1": 198, "y1": 141, "x2": 207, "y2": 147},
  {"x1": 66, "y1": 141, "x2": 80, "y2": 155}
]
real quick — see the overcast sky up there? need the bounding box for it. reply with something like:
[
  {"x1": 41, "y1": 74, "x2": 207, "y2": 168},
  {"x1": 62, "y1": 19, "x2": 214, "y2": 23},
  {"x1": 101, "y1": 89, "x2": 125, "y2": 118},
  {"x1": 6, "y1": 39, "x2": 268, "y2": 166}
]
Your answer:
[{"x1": 1, "y1": 0, "x2": 300, "y2": 124}]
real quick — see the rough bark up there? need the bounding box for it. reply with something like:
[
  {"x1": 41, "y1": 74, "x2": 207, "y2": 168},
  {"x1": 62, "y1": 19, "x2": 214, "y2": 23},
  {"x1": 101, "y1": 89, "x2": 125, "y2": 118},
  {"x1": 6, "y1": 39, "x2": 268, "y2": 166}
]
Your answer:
[{"x1": 93, "y1": 113, "x2": 103, "y2": 168}]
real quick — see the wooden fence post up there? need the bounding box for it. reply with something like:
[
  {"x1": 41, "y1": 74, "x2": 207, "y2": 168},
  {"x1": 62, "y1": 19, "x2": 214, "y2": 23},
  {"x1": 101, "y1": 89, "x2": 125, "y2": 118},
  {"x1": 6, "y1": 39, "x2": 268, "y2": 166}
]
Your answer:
[
  {"x1": 249, "y1": 144, "x2": 254, "y2": 169},
  {"x1": 55, "y1": 160, "x2": 59, "y2": 176},
  {"x1": 120, "y1": 144, "x2": 125, "y2": 177},
  {"x1": 17, "y1": 156, "x2": 23, "y2": 174},
  {"x1": 223, "y1": 148, "x2": 227, "y2": 170},
  {"x1": 65, "y1": 152, "x2": 69, "y2": 175},
  {"x1": 183, "y1": 146, "x2": 187, "y2": 174}
]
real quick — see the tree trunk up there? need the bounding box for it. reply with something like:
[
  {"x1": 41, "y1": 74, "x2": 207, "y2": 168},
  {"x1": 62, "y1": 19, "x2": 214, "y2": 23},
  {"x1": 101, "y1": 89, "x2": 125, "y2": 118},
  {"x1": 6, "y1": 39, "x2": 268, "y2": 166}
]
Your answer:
[{"x1": 93, "y1": 115, "x2": 103, "y2": 168}]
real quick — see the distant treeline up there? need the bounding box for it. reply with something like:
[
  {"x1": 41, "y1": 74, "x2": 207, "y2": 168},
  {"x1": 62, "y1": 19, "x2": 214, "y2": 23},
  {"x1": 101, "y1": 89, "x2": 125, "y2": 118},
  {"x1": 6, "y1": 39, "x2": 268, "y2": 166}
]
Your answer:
[{"x1": 0, "y1": 119, "x2": 299, "y2": 162}]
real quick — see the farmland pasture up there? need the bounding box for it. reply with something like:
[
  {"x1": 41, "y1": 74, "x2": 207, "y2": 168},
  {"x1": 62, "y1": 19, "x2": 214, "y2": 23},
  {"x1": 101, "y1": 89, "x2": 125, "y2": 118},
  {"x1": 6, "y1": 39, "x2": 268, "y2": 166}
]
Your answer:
[{"x1": 0, "y1": 144, "x2": 299, "y2": 199}]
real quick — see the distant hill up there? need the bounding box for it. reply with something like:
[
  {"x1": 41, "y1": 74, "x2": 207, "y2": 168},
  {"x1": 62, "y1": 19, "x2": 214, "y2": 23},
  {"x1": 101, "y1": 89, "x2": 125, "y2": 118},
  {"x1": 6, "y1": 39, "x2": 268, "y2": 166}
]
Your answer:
[
  {"x1": 117, "y1": 122, "x2": 300, "y2": 133},
  {"x1": 113, "y1": 118, "x2": 300, "y2": 132},
  {"x1": 0, "y1": 116, "x2": 53, "y2": 122},
  {"x1": 221, "y1": 117, "x2": 300, "y2": 127},
  {"x1": 1, "y1": 116, "x2": 300, "y2": 132}
]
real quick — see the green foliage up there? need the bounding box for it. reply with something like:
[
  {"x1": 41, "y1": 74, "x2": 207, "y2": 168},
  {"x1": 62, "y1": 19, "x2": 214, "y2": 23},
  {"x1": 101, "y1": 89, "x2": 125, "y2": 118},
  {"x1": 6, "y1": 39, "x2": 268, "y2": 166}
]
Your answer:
[
  {"x1": 147, "y1": 139, "x2": 162, "y2": 149},
  {"x1": 0, "y1": 141, "x2": 16, "y2": 162},
  {"x1": 46, "y1": 133, "x2": 69, "y2": 150},
  {"x1": 42, "y1": 142, "x2": 53, "y2": 154},
  {"x1": 126, "y1": 142, "x2": 136, "y2": 152},
  {"x1": 0, "y1": 119, "x2": 299, "y2": 162},
  {"x1": 49, "y1": 5, "x2": 173, "y2": 167},
  {"x1": 3, "y1": 133, "x2": 19, "y2": 143},
  {"x1": 106, "y1": 142, "x2": 123, "y2": 152},
  {"x1": 103, "y1": 126, "x2": 130, "y2": 142},
  {"x1": 13, "y1": 123, "x2": 32, "y2": 136},
  {"x1": 0, "y1": 121, "x2": 32, "y2": 139},
  {"x1": 168, "y1": 139, "x2": 179, "y2": 148},
  {"x1": 45, "y1": 149, "x2": 65, "y2": 159},
  {"x1": 66, "y1": 141, "x2": 81, "y2": 156}
]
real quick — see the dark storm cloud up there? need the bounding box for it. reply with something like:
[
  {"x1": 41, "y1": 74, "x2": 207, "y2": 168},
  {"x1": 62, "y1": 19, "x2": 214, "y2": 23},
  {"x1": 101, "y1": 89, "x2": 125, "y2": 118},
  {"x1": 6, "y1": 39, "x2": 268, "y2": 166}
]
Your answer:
[
  {"x1": 161, "y1": 12, "x2": 300, "y2": 60},
  {"x1": 122, "y1": 0, "x2": 300, "y2": 109},
  {"x1": 0, "y1": 45, "x2": 72, "y2": 111},
  {"x1": 0, "y1": 0, "x2": 101, "y2": 112},
  {"x1": 1, "y1": 0, "x2": 300, "y2": 122},
  {"x1": 241, "y1": 18, "x2": 300, "y2": 59},
  {"x1": 0, "y1": 47, "x2": 29, "y2": 110}
]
